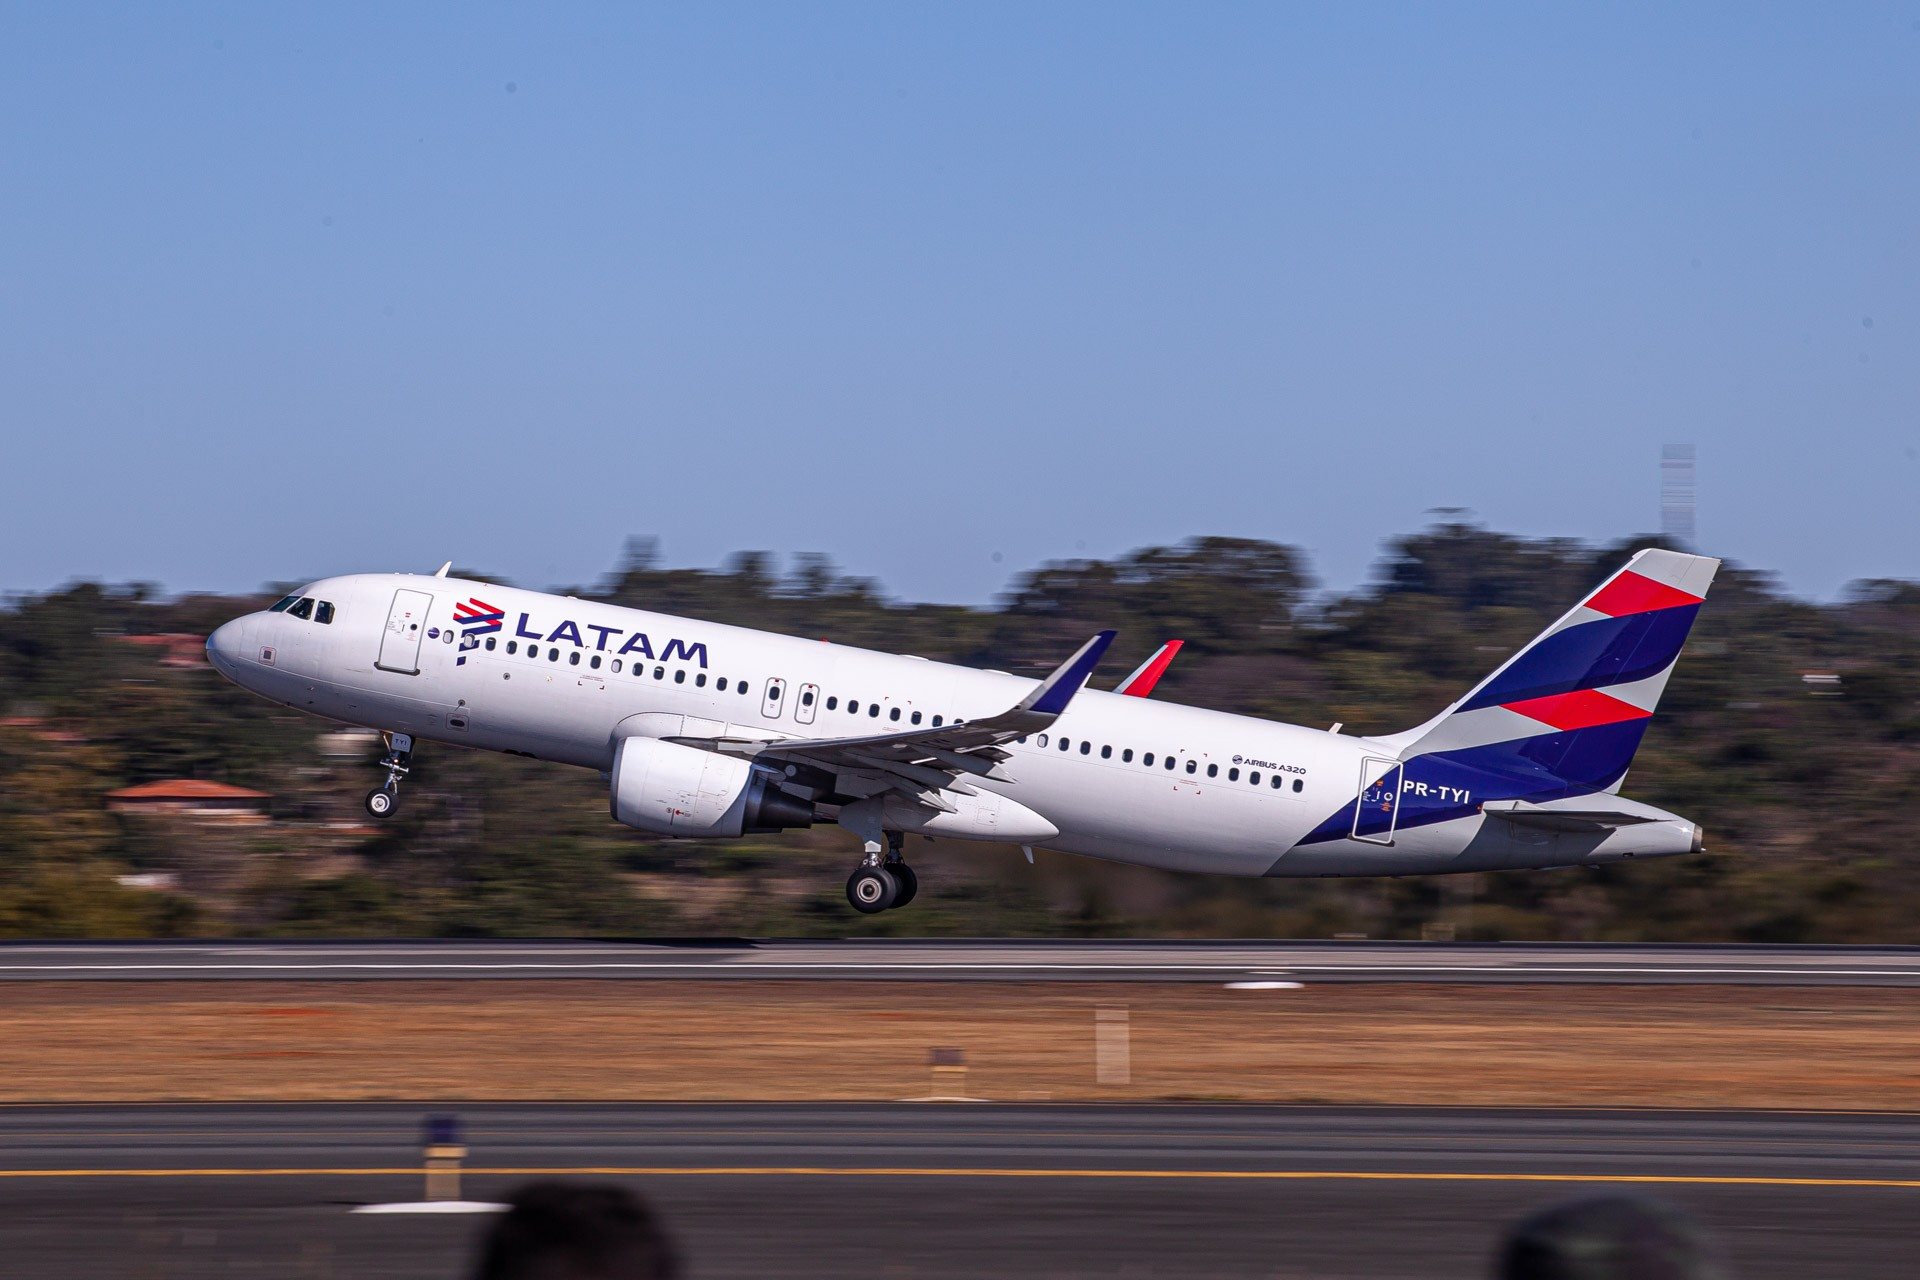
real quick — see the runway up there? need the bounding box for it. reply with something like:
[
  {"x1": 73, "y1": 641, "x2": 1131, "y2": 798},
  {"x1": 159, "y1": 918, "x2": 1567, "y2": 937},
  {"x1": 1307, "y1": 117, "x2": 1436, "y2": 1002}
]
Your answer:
[
  {"x1": 0, "y1": 1104, "x2": 1913, "y2": 1278},
  {"x1": 0, "y1": 938, "x2": 1918, "y2": 984}
]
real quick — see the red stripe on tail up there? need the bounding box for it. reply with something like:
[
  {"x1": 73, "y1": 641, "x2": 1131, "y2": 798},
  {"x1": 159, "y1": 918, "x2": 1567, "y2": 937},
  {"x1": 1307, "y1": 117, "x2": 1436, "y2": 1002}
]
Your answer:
[
  {"x1": 1584, "y1": 570, "x2": 1701, "y2": 618},
  {"x1": 1502, "y1": 688, "x2": 1652, "y2": 732}
]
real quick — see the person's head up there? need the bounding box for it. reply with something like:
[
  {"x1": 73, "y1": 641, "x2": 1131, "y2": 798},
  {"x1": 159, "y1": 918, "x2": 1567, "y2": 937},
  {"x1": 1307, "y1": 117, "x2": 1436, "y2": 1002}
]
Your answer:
[
  {"x1": 472, "y1": 1182, "x2": 680, "y2": 1280},
  {"x1": 1496, "y1": 1195, "x2": 1724, "y2": 1280}
]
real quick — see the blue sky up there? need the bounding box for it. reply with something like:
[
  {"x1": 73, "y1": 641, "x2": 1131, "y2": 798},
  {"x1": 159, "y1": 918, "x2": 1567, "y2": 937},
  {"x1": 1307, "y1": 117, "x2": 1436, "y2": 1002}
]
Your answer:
[{"x1": 3, "y1": 4, "x2": 1915, "y2": 603}]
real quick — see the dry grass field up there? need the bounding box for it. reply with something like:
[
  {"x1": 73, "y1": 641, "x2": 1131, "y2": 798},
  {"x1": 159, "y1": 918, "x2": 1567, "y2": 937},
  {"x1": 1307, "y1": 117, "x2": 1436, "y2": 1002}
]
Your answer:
[{"x1": 1, "y1": 980, "x2": 1913, "y2": 1109}]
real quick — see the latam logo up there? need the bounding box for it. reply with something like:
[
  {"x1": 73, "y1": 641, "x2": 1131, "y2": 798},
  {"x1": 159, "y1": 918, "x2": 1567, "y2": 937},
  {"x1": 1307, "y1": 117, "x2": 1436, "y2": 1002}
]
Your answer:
[
  {"x1": 452, "y1": 597, "x2": 505, "y2": 666},
  {"x1": 490, "y1": 609, "x2": 710, "y2": 668}
]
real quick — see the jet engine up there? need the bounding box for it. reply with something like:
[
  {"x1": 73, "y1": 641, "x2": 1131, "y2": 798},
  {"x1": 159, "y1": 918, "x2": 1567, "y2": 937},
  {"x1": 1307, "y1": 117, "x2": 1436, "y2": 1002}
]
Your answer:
[{"x1": 609, "y1": 736, "x2": 815, "y2": 838}]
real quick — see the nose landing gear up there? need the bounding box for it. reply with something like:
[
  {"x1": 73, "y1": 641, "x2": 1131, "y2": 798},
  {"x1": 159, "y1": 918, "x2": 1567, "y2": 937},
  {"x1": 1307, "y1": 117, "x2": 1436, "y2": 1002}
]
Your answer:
[{"x1": 364, "y1": 732, "x2": 414, "y2": 819}]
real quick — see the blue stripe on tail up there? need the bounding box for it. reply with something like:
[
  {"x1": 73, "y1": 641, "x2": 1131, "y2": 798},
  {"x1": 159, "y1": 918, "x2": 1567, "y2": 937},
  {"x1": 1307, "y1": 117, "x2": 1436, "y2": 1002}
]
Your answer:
[{"x1": 1459, "y1": 605, "x2": 1698, "y2": 711}]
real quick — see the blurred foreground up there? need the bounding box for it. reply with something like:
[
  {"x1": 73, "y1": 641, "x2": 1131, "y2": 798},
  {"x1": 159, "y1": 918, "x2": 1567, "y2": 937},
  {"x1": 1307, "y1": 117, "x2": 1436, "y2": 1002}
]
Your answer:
[
  {"x1": 4, "y1": 520, "x2": 1919, "y2": 942},
  {"x1": 0, "y1": 1103, "x2": 1908, "y2": 1279}
]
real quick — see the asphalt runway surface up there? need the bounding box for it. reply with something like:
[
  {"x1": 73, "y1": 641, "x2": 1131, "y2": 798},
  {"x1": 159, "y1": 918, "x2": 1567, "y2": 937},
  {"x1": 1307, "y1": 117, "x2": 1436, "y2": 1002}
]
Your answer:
[
  {"x1": 0, "y1": 1104, "x2": 1914, "y2": 1278},
  {"x1": 1, "y1": 938, "x2": 1918, "y2": 985}
]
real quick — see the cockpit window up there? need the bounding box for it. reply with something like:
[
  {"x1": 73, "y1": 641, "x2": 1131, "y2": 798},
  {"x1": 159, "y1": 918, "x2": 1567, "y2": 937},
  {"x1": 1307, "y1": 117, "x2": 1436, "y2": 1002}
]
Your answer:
[
  {"x1": 315, "y1": 601, "x2": 335, "y2": 625},
  {"x1": 286, "y1": 598, "x2": 314, "y2": 620},
  {"x1": 268, "y1": 595, "x2": 300, "y2": 613}
]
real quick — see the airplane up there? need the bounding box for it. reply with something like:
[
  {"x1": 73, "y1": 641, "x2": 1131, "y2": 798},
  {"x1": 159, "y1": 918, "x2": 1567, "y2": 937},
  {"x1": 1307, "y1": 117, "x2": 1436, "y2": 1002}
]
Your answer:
[{"x1": 206, "y1": 548, "x2": 1718, "y2": 913}]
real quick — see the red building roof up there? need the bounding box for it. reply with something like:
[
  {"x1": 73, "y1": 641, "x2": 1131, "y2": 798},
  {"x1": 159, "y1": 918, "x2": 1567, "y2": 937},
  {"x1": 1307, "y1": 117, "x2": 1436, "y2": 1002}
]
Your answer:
[{"x1": 109, "y1": 780, "x2": 270, "y2": 801}]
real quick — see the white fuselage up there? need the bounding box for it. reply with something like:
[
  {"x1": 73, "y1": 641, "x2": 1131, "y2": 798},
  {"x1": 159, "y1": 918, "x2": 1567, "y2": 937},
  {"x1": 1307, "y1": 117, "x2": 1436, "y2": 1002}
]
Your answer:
[{"x1": 207, "y1": 572, "x2": 1698, "y2": 877}]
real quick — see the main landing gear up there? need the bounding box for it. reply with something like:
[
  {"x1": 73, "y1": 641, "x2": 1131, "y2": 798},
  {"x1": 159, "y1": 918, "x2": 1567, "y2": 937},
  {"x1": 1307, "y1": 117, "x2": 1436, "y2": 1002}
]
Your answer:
[
  {"x1": 843, "y1": 824, "x2": 920, "y2": 914},
  {"x1": 364, "y1": 732, "x2": 414, "y2": 819}
]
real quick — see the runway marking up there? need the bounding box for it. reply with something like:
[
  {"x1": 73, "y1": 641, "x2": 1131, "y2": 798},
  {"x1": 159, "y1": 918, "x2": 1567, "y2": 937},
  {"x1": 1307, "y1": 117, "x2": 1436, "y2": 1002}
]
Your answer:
[{"x1": 3, "y1": 1166, "x2": 1920, "y2": 1189}]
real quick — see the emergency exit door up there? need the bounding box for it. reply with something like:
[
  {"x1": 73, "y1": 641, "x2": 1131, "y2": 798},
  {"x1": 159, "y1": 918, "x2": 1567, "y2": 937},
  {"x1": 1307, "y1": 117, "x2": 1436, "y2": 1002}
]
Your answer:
[
  {"x1": 376, "y1": 589, "x2": 434, "y2": 674},
  {"x1": 1351, "y1": 757, "x2": 1403, "y2": 845}
]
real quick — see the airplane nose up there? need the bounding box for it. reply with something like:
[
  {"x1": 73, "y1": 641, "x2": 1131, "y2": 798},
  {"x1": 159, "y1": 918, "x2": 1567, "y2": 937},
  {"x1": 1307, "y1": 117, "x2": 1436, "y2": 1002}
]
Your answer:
[{"x1": 206, "y1": 620, "x2": 246, "y2": 677}]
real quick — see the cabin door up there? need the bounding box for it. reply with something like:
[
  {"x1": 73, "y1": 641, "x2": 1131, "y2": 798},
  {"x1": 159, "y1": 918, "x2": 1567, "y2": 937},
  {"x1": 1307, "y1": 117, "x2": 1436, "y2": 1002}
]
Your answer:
[
  {"x1": 376, "y1": 589, "x2": 434, "y2": 675},
  {"x1": 1351, "y1": 758, "x2": 1403, "y2": 845}
]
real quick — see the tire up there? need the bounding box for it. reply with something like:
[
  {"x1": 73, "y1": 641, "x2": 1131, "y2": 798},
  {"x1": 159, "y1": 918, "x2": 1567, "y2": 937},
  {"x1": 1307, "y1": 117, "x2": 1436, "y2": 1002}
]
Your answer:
[
  {"x1": 846, "y1": 866, "x2": 898, "y2": 914},
  {"x1": 364, "y1": 788, "x2": 397, "y2": 818},
  {"x1": 889, "y1": 863, "x2": 918, "y2": 908}
]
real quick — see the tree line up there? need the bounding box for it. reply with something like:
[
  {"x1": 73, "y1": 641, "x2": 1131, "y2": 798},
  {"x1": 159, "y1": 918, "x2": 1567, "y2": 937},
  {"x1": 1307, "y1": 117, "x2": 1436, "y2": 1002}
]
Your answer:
[{"x1": 0, "y1": 520, "x2": 1915, "y2": 941}]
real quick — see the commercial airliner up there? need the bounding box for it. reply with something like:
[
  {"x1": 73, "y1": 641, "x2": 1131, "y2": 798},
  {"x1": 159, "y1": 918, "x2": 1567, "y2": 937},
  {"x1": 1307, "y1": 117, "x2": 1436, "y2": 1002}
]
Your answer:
[{"x1": 206, "y1": 549, "x2": 1717, "y2": 912}]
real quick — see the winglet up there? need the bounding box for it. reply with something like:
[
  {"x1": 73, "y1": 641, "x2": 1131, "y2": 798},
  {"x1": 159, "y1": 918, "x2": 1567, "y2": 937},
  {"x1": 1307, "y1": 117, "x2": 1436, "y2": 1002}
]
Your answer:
[
  {"x1": 433, "y1": 561, "x2": 453, "y2": 578},
  {"x1": 1017, "y1": 630, "x2": 1117, "y2": 717},
  {"x1": 1116, "y1": 639, "x2": 1184, "y2": 697}
]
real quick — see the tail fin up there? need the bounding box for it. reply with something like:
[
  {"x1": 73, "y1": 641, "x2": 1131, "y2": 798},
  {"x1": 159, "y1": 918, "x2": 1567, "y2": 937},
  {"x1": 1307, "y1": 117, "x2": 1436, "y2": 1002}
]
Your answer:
[{"x1": 1379, "y1": 548, "x2": 1719, "y2": 797}]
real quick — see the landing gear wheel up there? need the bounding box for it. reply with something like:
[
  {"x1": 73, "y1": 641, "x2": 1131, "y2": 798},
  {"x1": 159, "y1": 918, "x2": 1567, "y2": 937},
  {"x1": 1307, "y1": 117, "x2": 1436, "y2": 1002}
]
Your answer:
[
  {"x1": 846, "y1": 866, "x2": 898, "y2": 914},
  {"x1": 887, "y1": 863, "x2": 918, "y2": 908},
  {"x1": 364, "y1": 788, "x2": 398, "y2": 819}
]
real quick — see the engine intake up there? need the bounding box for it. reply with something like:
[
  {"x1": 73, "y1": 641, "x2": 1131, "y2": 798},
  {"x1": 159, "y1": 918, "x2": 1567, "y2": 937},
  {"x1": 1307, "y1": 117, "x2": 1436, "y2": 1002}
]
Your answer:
[{"x1": 610, "y1": 736, "x2": 814, "y2": 837}]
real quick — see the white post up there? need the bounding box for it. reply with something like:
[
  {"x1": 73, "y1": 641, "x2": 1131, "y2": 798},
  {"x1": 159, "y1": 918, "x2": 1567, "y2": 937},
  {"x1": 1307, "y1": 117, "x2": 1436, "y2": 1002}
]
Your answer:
[{"x1": 1095, "y1": 1005, "x2": 1131, "y2": 1087}]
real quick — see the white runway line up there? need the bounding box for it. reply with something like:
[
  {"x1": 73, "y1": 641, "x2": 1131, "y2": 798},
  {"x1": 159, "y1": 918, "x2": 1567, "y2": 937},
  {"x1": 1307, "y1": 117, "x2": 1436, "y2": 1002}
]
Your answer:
[{"x1": 350, "y1": 1201, "x2": 505, "y2": 1215}]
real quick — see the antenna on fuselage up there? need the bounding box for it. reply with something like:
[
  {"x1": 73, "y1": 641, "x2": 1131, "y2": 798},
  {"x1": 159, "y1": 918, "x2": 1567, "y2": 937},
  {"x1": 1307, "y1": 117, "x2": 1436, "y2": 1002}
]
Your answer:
[{"x1": 432, "y1": 561, "x2": 452, "y2": 578}]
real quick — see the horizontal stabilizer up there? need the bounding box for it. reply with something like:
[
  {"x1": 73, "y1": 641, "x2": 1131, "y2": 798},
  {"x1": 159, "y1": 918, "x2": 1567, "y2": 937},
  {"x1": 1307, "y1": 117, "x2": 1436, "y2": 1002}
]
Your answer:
[{"x1": 1481, "y1": 798, "x2": 1660, "y2": 832}]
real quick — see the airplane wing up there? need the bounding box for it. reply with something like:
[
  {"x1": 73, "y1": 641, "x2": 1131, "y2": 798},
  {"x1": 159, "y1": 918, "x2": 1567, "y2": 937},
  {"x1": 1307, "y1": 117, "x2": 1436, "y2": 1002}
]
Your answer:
[
  {"x1": 682, "y1": 630, "x2": 1116, "y2": 809},
  {"x1": 1114, "y1": 639, "x2": 1183, "y2": 697}
]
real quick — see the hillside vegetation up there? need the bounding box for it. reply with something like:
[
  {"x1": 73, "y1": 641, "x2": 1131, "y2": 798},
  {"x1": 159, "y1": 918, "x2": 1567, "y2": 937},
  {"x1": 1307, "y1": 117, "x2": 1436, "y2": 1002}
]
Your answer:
[{"x1": 2, "y1": 521, "x2": 1915, "y2": 942}]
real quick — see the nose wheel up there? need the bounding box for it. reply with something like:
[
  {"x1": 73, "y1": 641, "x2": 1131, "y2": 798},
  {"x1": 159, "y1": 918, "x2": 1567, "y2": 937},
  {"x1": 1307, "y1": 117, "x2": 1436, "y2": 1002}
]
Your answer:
[{"x1": 364, "y1": 732, "x2": 414, "y2": 819}]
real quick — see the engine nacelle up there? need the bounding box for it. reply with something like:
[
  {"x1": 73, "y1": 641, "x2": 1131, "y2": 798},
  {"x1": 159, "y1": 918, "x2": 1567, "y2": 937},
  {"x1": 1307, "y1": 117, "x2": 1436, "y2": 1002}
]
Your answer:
[{"x1": 610, "y1": 736, "x2": 815, "y2": 838}]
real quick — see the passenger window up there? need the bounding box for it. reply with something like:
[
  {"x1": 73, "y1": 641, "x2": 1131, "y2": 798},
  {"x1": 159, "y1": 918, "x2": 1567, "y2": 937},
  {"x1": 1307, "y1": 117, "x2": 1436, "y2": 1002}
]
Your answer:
[
  {"x1": 611, "y1": 658, "x2": 622, "y2": 673},
  {"x1": 674, "y1": 670, "x2": 686, "y2": 684},
  {"x1": 1228, "y1": 767, "x2": 1239, "y2": 781},
  {"x1": 1100, "y1": 745, "x2": 1111, "y2": 759},
  {"x1": 825, "y1": 695, "x2": 837, "y2": 710},
  {"x1": 590, "y1": 655, "x2": 602, "y2": 670},
  {"x1": 868, "y1": 704, "x2": 880, "y2": 717},
  {"x1": 889, "y1": 707, "x2": 900, "y2": 722},
  {"x1": 911, "y1": 711, "x2": 922, "y2": 725},
  {"x1": 1186, "y1": 760, "x2": 1197, "y2": 774},
  {"x1": 654, "y1": 666, "x2": 665, "y2": 680},
  {"x1": 569, "y1": 651, "x2": 580, "y2": 666},
  {"x1": 549, "y1": 649, "x2": 560, "y2": 662},
  {"x1": 1036, "y1": 734, "x2": 1048, "y2": 747},
  {"x1": 268, "y1": 595, "x2": 299, "y2": 613},
  {"x1": 1206, "y1": 764, "x2": 1218, "y2": 778},
  {"x1": 1080, "y1": 741, "x2": 1092, "y2": 755},
  {"x1": 696, "y1": 673, "x2": 707, "y2": 687},
  {"x1": 1059, "y1": 738, "x2": 1070, "y2": 752},
  {"x1": 1143, "y1": 752, "x2": 1154, "y2": 766},
  {"x1": 849, "y1": 701, "x2": 859, "y2": 714},
  {"x1": 1250, "y1": 771, "x2": 1260, "y2": 785},
  {"x1": 717, "y1": 677, "x2": 728, "y2": 692},
  {"x1": 1165, "y1": 756, "x2": 1176, "y2": 770},
  {"x1": 287, "y1": 598, "x2": 314, "y2": 620},
  {"x1": 802, "y1": 689, "x2": 814, "y2": 706},
  {"x1": 932, "y1": 715, "x2": 943, "y2": 727},
  {"x1": 506, "y1": 641, "x2": 518, "y2": 655},
  {"x1": 485, "y1": 637, "x2": 497, "y2": 651},
  {"x1": 315, "y1": 601, "x2": 335, "y2": 625},
  {"x1": 1270, "y1": 775, "x2": 1283, "y2": 789},
  {"x1": 739, "y1": 682, "x2": 750, "y2": 695},
  {"x1": 1293, "y1": 778, "x2": 1304, "y2": 792}
]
